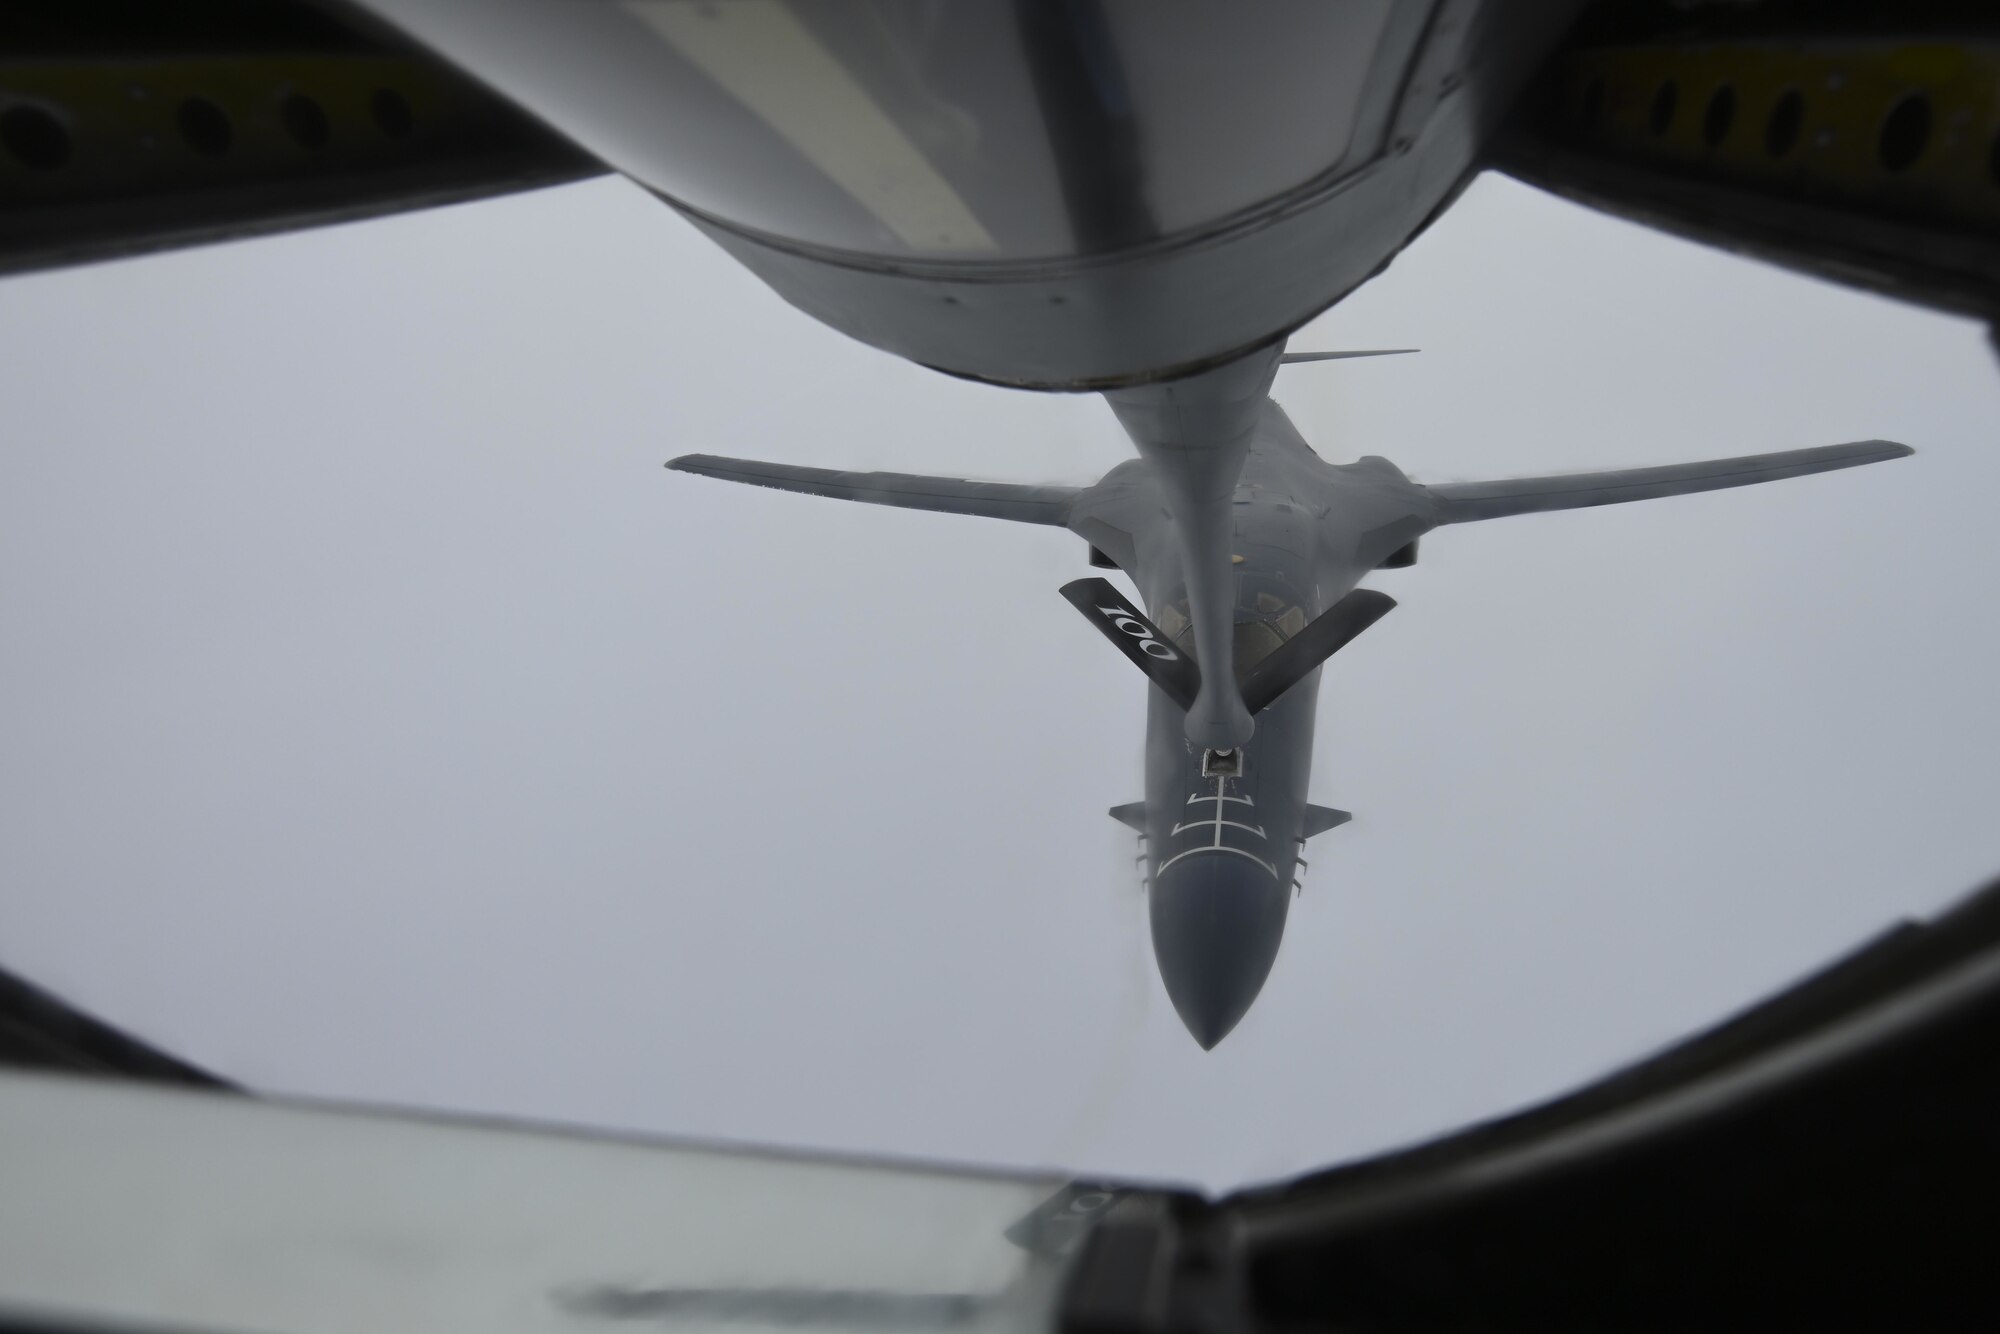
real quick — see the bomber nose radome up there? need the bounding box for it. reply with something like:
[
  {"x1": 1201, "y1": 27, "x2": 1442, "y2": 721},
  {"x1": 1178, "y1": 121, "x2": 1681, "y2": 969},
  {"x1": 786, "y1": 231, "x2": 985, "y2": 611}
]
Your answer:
[{"x1": 1150, "y1": 852, "x2": 1290, "y2": 1048}]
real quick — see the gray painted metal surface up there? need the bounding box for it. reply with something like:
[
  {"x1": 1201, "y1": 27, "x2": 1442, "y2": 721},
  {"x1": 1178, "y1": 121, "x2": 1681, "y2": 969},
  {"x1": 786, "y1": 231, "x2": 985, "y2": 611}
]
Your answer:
[
  {"x1": 359, "y1": 0, "x2": 1585, "y2": 389},
  {"x1": 0, "y1": 1072, "x2": 1077, "y2": 1334},
  {"x1": 669, "y1": 358, "x2": 1911, "y2": 1048}
]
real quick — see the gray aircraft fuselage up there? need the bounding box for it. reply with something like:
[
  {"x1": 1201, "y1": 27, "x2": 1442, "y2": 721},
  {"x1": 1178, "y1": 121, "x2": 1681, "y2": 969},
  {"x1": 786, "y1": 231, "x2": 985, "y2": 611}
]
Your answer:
[
  {"x1": 1070, "y1": 402, "x2": 1432, "y2": 1047},
  {"x1": 669, "y1": 349, "x2": 1908, "y2": 1051}
]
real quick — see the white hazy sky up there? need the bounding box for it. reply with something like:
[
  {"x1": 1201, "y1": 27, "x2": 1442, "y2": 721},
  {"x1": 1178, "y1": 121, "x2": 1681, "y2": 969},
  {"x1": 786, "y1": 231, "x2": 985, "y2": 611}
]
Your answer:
[{"x1": 1, "y1": 172, "x2": 1994, "y2": 1194}]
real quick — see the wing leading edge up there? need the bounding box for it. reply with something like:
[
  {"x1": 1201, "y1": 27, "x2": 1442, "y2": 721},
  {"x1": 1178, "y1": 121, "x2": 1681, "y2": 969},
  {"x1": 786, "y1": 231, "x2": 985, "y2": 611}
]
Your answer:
[
  {"x1": 1426, "y1": 440, "x2": 1912, "y2": 524},
  {"x1": 667, "y1": 454, "x2": 1078, "y2": 525}
]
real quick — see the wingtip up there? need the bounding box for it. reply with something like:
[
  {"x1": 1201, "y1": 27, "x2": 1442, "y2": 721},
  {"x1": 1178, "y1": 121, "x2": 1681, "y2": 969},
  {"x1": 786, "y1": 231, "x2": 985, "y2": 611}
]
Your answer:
[{"x1": 1846, "y1": 439, "x2": 1915, "y2": 463}]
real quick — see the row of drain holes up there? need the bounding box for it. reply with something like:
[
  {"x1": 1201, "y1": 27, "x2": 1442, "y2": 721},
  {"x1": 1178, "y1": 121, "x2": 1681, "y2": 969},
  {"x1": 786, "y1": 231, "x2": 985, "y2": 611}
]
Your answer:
[
  {"x1": 1, "y1": 89, "x2": 417, "y2": 172},
  {"x1": 1581, "y1": 78, "x2": 2000, "y2": 181}
]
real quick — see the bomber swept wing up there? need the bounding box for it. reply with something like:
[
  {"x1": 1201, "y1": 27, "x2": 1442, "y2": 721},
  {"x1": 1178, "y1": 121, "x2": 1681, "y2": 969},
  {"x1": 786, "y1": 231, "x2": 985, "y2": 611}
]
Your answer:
[
  {"x1": 1425, "y1": 440, "x2": 1913, "y2": 523},
  {"x1": 666, "y1": 455, "x2": 1078, "y2": 526},
  {"x1": 672, "y1": 439, "x2": 1914, "y2": 534},
  {"x1": 668, "y1": 390, "x2": 1914, "y2": 1050}
]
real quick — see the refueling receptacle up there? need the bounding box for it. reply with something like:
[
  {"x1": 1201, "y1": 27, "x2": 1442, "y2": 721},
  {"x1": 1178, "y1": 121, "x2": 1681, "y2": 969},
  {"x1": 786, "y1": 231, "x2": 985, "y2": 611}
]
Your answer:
[{"x1": 1202, "y1": 748, "x2": 1243, "y2": 778}]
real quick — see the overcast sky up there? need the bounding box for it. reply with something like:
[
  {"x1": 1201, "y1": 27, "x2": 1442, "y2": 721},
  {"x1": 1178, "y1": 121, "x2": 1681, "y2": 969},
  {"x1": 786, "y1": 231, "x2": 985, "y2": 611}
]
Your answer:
[{"x1": 1, "y1": 171, "x2": 1994, "y2": 1193}]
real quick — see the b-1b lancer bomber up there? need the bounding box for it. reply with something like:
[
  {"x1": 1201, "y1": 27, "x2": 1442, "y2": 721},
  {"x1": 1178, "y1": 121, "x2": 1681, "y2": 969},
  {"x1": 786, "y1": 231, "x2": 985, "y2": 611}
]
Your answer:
[{"x1": 671, "y1": 342, "x2": 1911, "y2": 1048}]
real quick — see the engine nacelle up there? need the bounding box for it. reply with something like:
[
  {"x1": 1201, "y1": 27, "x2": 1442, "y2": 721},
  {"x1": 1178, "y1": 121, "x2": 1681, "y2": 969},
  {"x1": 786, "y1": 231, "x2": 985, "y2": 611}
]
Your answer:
[{"x1": 1378, "y1": 538, "x2": 1419, "y2": 569}]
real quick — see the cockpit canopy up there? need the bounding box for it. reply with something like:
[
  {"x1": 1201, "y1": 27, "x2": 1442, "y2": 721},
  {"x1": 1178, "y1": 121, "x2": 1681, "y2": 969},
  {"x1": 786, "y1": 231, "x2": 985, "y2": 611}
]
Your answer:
[{"x1": 1154, "y1": 590, "x2": 1312, "y2": 679}]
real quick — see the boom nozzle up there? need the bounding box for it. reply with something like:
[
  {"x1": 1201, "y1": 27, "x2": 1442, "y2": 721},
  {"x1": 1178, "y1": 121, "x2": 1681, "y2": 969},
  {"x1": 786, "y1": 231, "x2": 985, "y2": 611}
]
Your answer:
[{"x1": 1186, "y1": 685, "x2": 1256, "y2": 751}]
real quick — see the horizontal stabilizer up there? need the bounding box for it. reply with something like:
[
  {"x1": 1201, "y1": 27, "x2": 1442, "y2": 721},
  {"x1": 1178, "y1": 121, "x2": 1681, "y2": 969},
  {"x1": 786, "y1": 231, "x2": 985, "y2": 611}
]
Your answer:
[
  {"x1": 1239, "y1": 589, "x2": 1397, "y2": 715},
  {"x1": 668, "y1": 454, "x2": 1079, "y2": 525},
  {"x1": 1280, "y1": 349, "x2": 1419, "y2": 365},
  {"x1": 1109, "y1": 802, "x2": 1147, "y2": 833},
  {"x1": 1060, "y1": 579, "x2": 1202, "y2": 713},
  {"x1": 1303, "y1": 806, "x2": 1351, "y2": 839},
  {"x1": 1427, "y1": 440, "x2": 1912, "y2": 523}
]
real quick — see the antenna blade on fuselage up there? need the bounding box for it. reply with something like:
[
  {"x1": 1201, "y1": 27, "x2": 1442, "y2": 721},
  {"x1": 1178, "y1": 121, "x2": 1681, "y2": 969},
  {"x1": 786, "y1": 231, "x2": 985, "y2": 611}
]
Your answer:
[
  {"x1": 1059, "y1": 579, "x2": 1201, "y2": 713},
  {"x1": 1278, "y1": 348, "x2": 1419, "y2": 364},
  {"x1": 1238, "y1": 589, "x2": 1396, "y2": 715}
]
